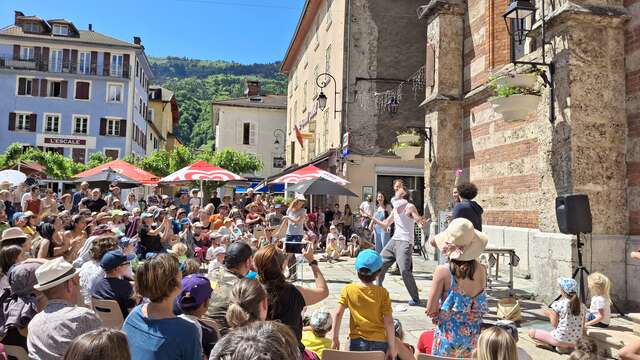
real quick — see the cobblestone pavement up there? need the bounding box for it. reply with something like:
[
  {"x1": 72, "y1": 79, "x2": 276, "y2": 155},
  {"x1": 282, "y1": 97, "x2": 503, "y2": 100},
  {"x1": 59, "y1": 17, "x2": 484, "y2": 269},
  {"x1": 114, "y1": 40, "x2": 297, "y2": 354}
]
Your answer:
[{"x1": 294, "y1": 254, "x2": 568, "y2": 359}]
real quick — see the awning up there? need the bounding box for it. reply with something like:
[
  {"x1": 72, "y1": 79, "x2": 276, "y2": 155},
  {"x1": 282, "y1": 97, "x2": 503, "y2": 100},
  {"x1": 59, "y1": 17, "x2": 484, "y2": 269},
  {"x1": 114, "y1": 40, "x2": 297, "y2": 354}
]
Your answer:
[
  {"x1": 375, "y1": 166, "x2": 424, "y2": 176},
  {"x1": 74, "y1": 160, "x2": 159, "y2": 185}
]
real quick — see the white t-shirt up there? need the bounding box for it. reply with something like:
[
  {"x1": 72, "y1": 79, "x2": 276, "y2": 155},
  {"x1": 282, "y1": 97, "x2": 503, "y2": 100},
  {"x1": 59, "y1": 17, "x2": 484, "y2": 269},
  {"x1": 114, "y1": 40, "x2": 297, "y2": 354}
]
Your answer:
[
  {"x1": 359, "y1": 201, "x2": 373, "y2": 216},
  {"x1": 550, "y1": 298, "x2": 585, "y2": 343},
  {"x1": 588, "y1": 295, "x2": 611, "y2": 325}
]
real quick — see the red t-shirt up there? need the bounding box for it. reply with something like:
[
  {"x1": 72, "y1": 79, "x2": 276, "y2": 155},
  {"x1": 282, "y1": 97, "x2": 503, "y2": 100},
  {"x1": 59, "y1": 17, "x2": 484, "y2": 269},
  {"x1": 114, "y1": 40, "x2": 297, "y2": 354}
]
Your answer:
[{"x1": 417, "y1": 330, "x2": 434, "y2": 355}]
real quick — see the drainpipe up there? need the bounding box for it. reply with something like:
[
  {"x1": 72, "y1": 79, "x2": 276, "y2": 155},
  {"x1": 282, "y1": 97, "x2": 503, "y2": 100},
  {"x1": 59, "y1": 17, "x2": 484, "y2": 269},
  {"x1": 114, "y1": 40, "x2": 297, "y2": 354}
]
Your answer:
[{"x1": 343, "y1": 0, "x2": 352, "y2": 145}]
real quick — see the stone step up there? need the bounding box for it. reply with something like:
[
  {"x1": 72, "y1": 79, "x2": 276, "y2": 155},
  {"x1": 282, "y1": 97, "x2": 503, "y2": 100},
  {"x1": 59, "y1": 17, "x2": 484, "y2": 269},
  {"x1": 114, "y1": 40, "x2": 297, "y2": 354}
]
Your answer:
[{"x1": 585, "y1": 326, "x2": 638, "y2": 359}]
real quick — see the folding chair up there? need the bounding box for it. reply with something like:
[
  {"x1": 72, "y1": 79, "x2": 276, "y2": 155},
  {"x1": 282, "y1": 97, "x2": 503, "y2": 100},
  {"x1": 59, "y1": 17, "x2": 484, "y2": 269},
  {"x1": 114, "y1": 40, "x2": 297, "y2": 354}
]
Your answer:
[
  {"x1": 3, "y1": 345, "x2": 28, "y2": 360},
  {"x1": 321, "y1": 349, "x2": 385, "y2": 360},
  {"x1": 91, "y1": 298, "x2": 124, "y2": 329},
  {"x1": 416, "y1": 354, "x2": 467, "y2": 360}
]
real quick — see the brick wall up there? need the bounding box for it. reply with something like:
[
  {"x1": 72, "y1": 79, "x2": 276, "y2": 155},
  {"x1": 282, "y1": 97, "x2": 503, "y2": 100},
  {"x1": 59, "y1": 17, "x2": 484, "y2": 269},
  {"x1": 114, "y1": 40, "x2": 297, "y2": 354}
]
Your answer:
[{"x1": 626, "y1": 0, "x2": 640, "y2": 234}]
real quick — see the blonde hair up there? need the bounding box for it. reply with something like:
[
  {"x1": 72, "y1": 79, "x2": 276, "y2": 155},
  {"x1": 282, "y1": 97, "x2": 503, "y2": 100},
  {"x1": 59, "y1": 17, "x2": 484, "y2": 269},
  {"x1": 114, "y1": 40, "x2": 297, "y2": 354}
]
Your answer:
[
  {"x1": 63, "y1": 328, "x2": 130, "y2": 360},
  {"x1": 170, "y1": 243, "x2": 188, "y2": 257},
  {"x1": 587, "y1": 272, "x2": 611, "y2": 300},
  {"x1": 475, "y1": 327, "x2": 517, "y2": 360},
  {"x1": 226, "y1": 278, "x2": 267, "y2": 329}
]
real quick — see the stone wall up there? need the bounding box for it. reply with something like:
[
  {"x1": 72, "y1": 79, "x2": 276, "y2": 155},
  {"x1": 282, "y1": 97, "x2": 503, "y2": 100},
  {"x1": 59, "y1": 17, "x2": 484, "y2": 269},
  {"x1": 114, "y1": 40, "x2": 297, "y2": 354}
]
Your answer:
[
  {"x1": 627, "y1": 0, "x2": 640, "y2": 234},
  {"x1": 346, "y1": 0, "x2": 426, "y2": 156}
]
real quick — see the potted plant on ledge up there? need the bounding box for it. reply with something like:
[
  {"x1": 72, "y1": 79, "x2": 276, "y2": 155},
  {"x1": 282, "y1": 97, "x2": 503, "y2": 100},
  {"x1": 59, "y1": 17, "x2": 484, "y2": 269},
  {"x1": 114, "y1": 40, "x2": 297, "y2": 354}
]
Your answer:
[
  {"x1": 396, "y1": 129, "x2": 421, "y2": 144},
  {"x1": 489, "y1": 70, "x2": 542, "y2": 121},
  {"x1": 391, "y1": 141, "x2": 422, "y2": 161}
]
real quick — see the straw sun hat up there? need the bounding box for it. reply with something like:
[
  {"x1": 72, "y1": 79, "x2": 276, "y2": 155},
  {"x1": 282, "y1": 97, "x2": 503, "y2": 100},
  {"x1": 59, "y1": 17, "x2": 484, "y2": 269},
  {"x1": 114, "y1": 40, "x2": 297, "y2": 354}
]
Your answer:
[
  {"x1": 33, "y1": 257, "x2": 79, "y2": 291},
  {"x1": 434, "y1": 218, "x2": 488, "y2": 261}
]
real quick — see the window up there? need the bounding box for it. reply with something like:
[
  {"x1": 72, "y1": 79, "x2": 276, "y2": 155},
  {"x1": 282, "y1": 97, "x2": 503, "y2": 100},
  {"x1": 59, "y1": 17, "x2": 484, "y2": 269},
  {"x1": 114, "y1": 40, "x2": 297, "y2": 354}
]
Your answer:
[
  {"x1": 243, "y1": 123, "x2": 251, "y2": 145},
  {"x1": 21, "y1": 23, "x2": 41, "y2": 33},
  {"x1": 20, "y1": 47, "x2": 34, "y2": 61},
  {"x1": 73, "y1": 116, "x2": 88, "y2": 135},
  {"x1": 52, "y1": 24, "x2": 69, "y2": 36},
  {"x1": 107, "y1": 83, "x2": 123, "y2": 103},
  {"x1": 326, "y1": 0, "x2": 333, "y2": 28},
  {"x1": 104, "y1": 148, "x2": 120, "y2": 160},
  {"x1": 50, "y1": 49, "x2": 63, "y2": 72},
  {"x1": 106, "y1": 119, "x2": 120, "y2": 136},
  {"x1": 110, "y1": 54, "x2": 124, "y2": 77},
  {"x1": 78, "y1": 52, "x2": 91, "y2": 74},
  {"x1": 44, "y1": 114, "x2": 60, "y2": 133},
  {"x1": 74, "y1": 81, "x2": 90, "y2": 100},
  {"x1": 303, "y1": 81, "x2": 308, "y2": 110},
  {"x1": 17, "y1": 77, "x2": 32, "y2": 96},
  {"x1": 72, "y1": 149, "x2": 86, "y2": 164},
  {"x1": 139, "y1": 97, "x2": 143, "y2": 115},
  {"x1": 48, "y1": 80, "x2": 63, "y2": 97},
  {"x1": 313, "y1": 65, "x2": 319, "y2": 96},
  {"x1": 135, "y1": 60, "x2": 139, "y2": 78},
  {"x1": 16, "y1": 113, "x2": 30, "y2": 131}
]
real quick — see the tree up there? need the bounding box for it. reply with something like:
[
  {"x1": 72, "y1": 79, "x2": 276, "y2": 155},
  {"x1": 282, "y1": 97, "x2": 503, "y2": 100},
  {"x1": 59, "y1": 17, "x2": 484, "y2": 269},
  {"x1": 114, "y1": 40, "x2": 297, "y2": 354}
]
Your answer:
[
  {"x1": 19, "y1": 147, "x2": 85, "y2": 179},
  {"x1": 0, "y1": 143, "x2": 25, "y2": 169},
  {"x1": 200, "y1": 148, "x2": 263, "y2": 175},
  {"x1": 86, "y1": 152, "x2": 112, "y2": 169}
]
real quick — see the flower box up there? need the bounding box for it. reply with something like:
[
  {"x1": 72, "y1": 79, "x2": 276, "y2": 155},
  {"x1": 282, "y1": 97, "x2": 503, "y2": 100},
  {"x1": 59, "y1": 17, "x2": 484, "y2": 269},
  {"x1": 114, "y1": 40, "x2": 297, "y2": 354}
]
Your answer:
[
  {"x1": 495, "y1": 73, "x2": 538, "y2": 89},
  {"x1": 396, "y1": 134, "x2": 421, "y2": 144},
  {"x1": 489, "y1": 94, "x2": 540, "y2": 122},
  {"x1": 393, "y1": 146, "x2": 421, "y2": 161}
]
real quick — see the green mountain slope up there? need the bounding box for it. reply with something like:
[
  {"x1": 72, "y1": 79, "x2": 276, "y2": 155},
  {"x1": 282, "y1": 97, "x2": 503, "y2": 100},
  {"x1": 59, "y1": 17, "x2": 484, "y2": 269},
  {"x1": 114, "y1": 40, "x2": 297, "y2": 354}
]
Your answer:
[{"x1": 149, "y1": 57, "x2": 288, "y2": 149}]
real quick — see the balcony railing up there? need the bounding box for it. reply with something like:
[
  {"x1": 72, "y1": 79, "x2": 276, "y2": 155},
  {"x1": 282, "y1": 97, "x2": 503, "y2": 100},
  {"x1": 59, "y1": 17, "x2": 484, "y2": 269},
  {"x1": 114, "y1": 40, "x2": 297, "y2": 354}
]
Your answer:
[{"x1": 0, "y1": 54, "x2": 130, "y2": 79}]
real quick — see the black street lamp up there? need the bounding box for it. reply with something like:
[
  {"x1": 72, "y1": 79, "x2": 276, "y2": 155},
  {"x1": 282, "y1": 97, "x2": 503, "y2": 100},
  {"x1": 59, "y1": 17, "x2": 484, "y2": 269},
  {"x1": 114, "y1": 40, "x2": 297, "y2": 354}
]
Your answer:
[
  {"x1": 503, "y1": 0, "x2": 536, "y2": 45},
  {"x1": 315, "y1": 73, "x2": 341, "y2": 119}
]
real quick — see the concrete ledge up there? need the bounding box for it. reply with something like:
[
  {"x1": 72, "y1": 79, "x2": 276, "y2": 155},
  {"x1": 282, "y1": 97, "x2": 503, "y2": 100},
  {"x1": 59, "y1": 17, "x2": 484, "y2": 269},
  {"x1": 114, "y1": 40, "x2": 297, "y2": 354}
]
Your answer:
[{"x1": 586, "y1": 327, "x2": 638, "y2": 359}]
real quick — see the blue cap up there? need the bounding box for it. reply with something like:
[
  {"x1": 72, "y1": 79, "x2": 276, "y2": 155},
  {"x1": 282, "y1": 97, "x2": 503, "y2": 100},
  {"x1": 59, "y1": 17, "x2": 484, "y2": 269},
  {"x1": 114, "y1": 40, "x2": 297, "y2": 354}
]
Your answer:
[
  {"x1": 355, "y1": 249, "x2": 383, "y2": 275},
  {"x1": 12, "y1": 212, "x2": 23, "y2": 223},
  {"x1": 558, "y1": 277, "x2": 577, "y2": 294},
  {"x1": 118, "y1": 237, "x2": 137, "y2": 248},
  {"x1": 180, "y1": 218, "x2": 191, "y2": 225},
  {"x1": 100, "y1": 250, "x2": 135, "y2": 271}
]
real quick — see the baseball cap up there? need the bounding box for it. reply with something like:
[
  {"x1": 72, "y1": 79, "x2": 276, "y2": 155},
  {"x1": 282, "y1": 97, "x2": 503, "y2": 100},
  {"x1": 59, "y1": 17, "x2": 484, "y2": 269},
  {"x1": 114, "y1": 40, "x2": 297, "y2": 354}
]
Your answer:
[
  {"x1": 177, "y1": 274, "x2": 213, "y2": 311},
  {"x1": 180, "y1": 218, "x2": 191, "y2": 225},
  {"x1": 558, "y1": 277, "x2": 577, "y2": 294},
  {"x1": 140, "y1": 212, "x2": 153, "y2": 220},
  {"x1": 206, "y1": 246, "x2": 226, "y2": 261},
  {"x1": 100, "y1": 250, "x2": 135, "y2": 272},
  {"x1": 118, "y1": 237, "x2": 137, "y2": 248},
  {"x1": 355, "y1": 249, "x2": 383, "y2": 275},
  {"x1": 12, "y1": 212, "x2": 24, "y2": 223}
]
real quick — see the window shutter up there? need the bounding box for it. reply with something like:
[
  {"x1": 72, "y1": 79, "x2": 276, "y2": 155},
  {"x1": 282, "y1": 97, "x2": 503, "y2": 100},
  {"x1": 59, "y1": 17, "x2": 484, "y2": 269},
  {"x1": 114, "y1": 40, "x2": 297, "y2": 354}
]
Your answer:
[
  {"x1": 39, "y1": 79, "x2": 48, "y2": 97},
  {"x1": 100, "y1": 118, "x2": 107, "y2": 135},
  {"x1": 426, "y1": 44, "x2": 435, "y2": 87},
  {"x1": 29, "y1": 114, "x2": 37, "y2": 132},
  {"x1": 34, "y1": 47, "x2": 41, "y2": 68},
  {"x1": 8, "y1": 113, "x2": 15, "y2": 131},
  {"x1": 123, "y1": 54, "x2": 130, "y2": 79},
  {"x1": 249, "y1": 123, "x2": 257, "y2": 145},
  {"x1": 32, "y1": 79, "x2": 39, "y2": 96},
  {"x1": 17, "y1": 78, "x2": 26, "y2": 95},
  {"x1": 13, "y1": 45, "x2": 20, "y2": 60},
  {"x1": 41, "y1": 47, "x2": 49, "y2": 72},
  {"x1": 119, "y1": 119, "x2": 127, "y2": 137},
  {"x1": 62, "y1": 49, "x2": 70, "y2": 71},
  {"x1": 60, "y1": 80, "x2": 68, "y2": 98},
  {"x1": 76, "y1": 82, "x2": 89, "y2": 99},
  {"x1": 90, "y1": 51, "x2": 98, "y2": 75},
  {"x1": 70, "y1": 49, "x2": 78, "y2": 72},
  {"x1": 103, "y1": 52, "x2": 111, "y2": 76}
]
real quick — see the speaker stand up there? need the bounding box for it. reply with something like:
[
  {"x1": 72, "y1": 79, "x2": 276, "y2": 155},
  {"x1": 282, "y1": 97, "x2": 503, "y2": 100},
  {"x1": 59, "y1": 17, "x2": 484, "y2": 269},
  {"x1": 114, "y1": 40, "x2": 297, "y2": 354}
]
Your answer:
[{"x1": 550, "y1": 233, "x2": 625, "y2": 317}]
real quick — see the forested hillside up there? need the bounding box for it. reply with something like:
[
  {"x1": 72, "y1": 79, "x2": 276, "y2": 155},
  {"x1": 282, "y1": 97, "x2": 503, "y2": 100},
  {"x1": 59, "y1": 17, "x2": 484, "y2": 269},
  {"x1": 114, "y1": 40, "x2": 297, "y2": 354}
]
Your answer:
[{"x1": 149, "y1": 57, "x2": 288, "y2": 149}]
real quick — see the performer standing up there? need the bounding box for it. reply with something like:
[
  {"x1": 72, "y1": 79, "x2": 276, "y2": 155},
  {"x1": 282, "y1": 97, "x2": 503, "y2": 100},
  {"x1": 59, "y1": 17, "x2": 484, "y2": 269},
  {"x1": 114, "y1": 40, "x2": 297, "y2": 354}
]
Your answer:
[{"x1": 366, "y1": 179, "x2": 428, "y2": 306}]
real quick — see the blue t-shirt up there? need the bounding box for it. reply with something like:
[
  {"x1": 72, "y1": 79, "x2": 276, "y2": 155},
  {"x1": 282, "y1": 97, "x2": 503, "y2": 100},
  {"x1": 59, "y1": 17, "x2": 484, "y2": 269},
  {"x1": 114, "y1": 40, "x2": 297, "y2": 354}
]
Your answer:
[{"x1": 123, "y1": 305, "x2": 202, "y2": 360}]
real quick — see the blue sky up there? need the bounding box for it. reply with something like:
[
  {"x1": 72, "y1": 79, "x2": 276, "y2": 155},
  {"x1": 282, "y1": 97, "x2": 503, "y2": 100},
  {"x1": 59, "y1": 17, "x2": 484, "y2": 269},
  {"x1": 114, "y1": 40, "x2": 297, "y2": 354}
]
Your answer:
[{"x1": 0, "y1": 0, "x2": 305, "y2": 64}]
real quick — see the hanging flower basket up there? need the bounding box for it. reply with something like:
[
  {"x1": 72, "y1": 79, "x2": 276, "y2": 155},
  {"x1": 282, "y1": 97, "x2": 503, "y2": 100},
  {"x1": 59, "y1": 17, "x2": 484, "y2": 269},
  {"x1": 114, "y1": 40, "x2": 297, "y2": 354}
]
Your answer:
[
  {"x1": 494, "y1": 74, "x2": 538, "y2": 89},
  {"x1": 489, "y1": 94, "x2": 540, "y2": 121},
  {"x1": 396, "y1": 133, "x2": 421, "y2": 144},
  {"x1": 393, "y1": 145, "x2": 421, "y2": 161}
]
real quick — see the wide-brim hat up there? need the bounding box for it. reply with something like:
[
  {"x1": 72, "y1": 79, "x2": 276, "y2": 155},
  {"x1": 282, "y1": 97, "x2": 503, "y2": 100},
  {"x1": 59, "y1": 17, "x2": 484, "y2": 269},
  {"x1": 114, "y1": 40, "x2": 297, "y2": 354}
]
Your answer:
[
  {"x1": 33, "y1": 257, "x2": 79, "y2": 291},
  {"x1": 294, "y1": 193, "x2": 306, "y2": 201},
  {"x1": 1, "y1": 227, "x2": 28, "y2": 242},
  {"x1": 434, "y1": 218, "x2": 488, "y2": 261}
]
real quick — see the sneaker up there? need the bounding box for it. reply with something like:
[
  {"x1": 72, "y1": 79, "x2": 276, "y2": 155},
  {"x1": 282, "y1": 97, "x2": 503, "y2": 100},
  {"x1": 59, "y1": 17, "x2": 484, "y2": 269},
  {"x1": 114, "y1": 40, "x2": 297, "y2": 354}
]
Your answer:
[
  {"x1": 408, "y1": 299, "x2": 421, "y2": 306},
  {"x1": 555, "y1": 347, "x2": 572, "y2": 354}
]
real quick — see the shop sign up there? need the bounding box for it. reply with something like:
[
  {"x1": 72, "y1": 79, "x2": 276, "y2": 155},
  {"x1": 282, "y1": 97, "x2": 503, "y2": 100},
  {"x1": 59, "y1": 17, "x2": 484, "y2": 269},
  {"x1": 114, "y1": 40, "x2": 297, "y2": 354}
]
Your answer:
[{"x1": 44, "y1": 137, "x2": 86, "y2": 146}]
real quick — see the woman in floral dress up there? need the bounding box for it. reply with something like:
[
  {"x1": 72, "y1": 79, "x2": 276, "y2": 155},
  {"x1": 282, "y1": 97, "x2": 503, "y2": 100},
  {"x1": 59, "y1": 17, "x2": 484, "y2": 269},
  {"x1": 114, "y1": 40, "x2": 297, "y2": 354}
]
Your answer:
[{"x1": 426, "y1": 218, "x2": 489, "y2": 357}]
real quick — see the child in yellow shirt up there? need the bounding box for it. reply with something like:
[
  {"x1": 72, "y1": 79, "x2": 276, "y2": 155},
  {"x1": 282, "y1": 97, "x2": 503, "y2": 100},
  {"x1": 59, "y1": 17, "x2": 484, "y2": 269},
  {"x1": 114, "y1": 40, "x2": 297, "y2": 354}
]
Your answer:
[
  {"x1": 301, "y1": 309, "x2": 333, "y2": 358},
  {"x1": 332, "y1": 249, "x2": 396, "y2": 358}
]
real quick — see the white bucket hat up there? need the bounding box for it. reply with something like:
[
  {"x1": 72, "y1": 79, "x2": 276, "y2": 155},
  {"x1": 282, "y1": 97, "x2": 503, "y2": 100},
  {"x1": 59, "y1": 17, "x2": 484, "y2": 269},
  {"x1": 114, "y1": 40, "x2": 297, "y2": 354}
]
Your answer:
[
  {"x1": 434, "y1": 218, "x2": 488, "y2": 261},
  {"x1": 33, "y1": 257, "x2": 79, "y2": 291},
  {"x1": 294, "y1": 193, "x2": 306, "y2": 201}
]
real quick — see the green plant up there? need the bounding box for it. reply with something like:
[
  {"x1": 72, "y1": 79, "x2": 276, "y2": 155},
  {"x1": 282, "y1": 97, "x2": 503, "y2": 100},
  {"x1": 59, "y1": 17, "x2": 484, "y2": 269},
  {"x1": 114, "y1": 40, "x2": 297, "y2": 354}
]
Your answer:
[
  {"x1": 273, "y1": 195, "x2": 285, "y2": 205},
  {"x1": 488, "y1": 72, "x2": 541, "y2": 97},
  {"x1": 396, "y1": 129, "x2": 418, "y2": 136},
  {"x1": 390, "y1": 141, "x2": 422, "y2": 152}
]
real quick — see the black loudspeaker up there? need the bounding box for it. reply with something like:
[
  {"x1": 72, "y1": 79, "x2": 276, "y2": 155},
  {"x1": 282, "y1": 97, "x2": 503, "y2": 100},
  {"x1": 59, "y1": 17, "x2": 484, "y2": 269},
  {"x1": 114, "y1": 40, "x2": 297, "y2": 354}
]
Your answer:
[{"x1": 555, "y1": 194, "x2": 592, "y2": 234}]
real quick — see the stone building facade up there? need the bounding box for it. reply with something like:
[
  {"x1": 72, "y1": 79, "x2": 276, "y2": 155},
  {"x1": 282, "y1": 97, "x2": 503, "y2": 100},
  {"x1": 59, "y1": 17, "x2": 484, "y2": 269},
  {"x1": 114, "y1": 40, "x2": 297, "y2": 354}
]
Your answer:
[
  {"x1": 281, "y1": 0, "x2": 428, "y2": 210},
  {"x1": 420, "y1": 0, "x2": 639, "y2": 307}
]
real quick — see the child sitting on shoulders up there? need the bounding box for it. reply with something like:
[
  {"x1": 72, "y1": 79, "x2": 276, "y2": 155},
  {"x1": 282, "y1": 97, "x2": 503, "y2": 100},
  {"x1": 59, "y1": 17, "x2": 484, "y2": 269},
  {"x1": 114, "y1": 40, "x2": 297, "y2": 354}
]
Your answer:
[
  {"x1": 528, "y1": 277, "x2": 586, "y2": 354},
  {"x1": 169, "y1": 242, "x2": 188, "y2": 263},
  {"x1": 301, "y1": 310, "x2": 333, "y2": 359},
  {"x1": 585, "y1": 272, "x2": 611, "y2": 328},
  {"x1": 332, "y1": 249, "x2": 396, "y2": 357}
]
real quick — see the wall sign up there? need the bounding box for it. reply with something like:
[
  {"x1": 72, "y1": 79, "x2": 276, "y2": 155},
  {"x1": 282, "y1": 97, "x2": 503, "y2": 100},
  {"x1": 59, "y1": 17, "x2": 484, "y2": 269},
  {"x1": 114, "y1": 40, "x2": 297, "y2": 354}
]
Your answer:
[{"x1": 36, "y1": 134, "x2": 96, "y2": 149}]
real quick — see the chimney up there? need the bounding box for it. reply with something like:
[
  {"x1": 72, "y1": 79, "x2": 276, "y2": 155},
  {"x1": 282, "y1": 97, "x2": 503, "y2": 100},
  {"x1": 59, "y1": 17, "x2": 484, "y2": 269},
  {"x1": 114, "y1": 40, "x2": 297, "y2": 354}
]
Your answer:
[
  {"x1": 245, "y1": 80, "x2": 261, "y2": 97},
  {"x1": 88, "y1": 23, "x2": 93, "y2": 31},
  {"x1": 133, "y1": 36, "x2": 141, "y2": 45},
  {"x1": 14, "y1": 11, "x2": 24, "y2": 24}
]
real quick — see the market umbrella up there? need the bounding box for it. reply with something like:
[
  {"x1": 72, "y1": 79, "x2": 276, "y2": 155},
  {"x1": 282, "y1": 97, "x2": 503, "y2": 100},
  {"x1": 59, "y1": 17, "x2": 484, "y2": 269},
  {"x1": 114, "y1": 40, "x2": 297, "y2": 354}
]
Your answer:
[
  {"x1": 75, "y1": 168, "x2": 141, "y2": 190},
  {"x1": 0, "y1": 170, "x2": 27, "y2": 186},
  {"x1": 159, "y1": 161, "x2": 246, "y2": 183},
  {"x1": 74, "y1": 160, "x2": 158, "y2": 185},
  {"x1": 270, "y1": 165, "x2": 349, "y2": 185},
  {"x1": 286, "y1": 178, "x2": 357, "y2": 197}
]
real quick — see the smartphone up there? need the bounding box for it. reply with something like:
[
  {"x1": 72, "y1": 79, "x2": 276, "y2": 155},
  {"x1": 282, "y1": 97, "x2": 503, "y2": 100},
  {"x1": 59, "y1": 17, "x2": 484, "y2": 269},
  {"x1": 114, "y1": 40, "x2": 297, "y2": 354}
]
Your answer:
[{"x1": 284, "y1": 241, "x2": 307, "y2": 254}]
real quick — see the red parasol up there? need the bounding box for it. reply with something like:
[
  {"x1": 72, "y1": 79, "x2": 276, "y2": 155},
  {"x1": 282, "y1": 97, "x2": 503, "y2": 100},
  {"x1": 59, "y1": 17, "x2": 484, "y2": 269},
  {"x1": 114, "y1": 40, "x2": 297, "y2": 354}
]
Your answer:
[
  {"x1": 271, "y1": 165, "x2": 348, "y2": 185},
  {"x1": 74, "y1": 160, "x2": 159, "y2": 185},
  {"x1": 159, "y1": 161, "x2": 246, "y2": 183}
]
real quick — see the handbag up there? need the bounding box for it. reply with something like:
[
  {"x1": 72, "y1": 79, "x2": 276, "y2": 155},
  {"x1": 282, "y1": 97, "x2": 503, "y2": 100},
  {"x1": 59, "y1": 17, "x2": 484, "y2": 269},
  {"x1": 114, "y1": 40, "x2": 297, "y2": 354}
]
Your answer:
[{"x1": 497, "y1": 297, "x2": 522, "y2": 321}]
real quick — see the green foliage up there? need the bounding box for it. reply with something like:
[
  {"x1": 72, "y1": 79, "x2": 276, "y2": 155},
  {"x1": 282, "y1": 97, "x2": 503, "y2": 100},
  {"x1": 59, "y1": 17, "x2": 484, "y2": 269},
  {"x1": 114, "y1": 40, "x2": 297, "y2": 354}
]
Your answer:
[
  {"x1": 0, "y1": 143, "x2": 25, "y2": 168},
  {"x1": 149, "y1": 57, "x2": 288, "y2": 149},
  {"x1": 273, "y1": 195, "x2": 285, "y2": 205},
  {"x1": 488, "y1": 74, "x2": 541, "y2": 97},
  {"x1": 390, "y1": 142, "x2": 422, "y2": 152},
  {"x1": 86, "y1": 152, "x2": 112, "y2": 169},
  {"x1": 17, "y1": 147, "x2": 85, "y2": 179},
  {"x1": 203, "y1": 148, "x2": 263, "y2": 175},
  {"x1": 396, "y1": 129, "x2": 418, "y2": 136}
]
